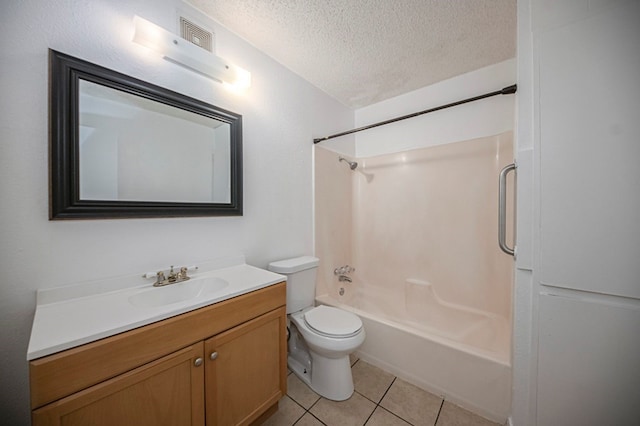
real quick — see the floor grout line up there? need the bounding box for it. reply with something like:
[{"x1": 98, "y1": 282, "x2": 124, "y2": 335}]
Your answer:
[
  {"x1": 361, "y1": 391, "x2": 378, "y2": 426},
  {"x1": 371, "y1": 377, "x2": 418, "y2": 426},
  {"x1": 433, "y1": 399, "x2": 445, "y2": 425},
  {"x1": 378, "y1": 376, "x2": 396, "y2": 405},
  {"x1": 378, "y1": 405, "x2": 416, "y2": 426},
  {"x1": 309, "y1": 411, "x2": 327, "y2": 425}
]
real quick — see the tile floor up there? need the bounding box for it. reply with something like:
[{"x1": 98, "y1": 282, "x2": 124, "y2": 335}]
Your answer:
[{"x1": 263, "y1": 356, "x2": 501, "y2": 426}]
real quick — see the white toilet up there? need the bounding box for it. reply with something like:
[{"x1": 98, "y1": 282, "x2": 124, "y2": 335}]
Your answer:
[{"x1": 268, "y1": 256, "x2": 365, "y2": 401}]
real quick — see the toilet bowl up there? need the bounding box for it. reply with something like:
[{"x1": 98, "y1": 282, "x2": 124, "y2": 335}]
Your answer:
[
  {"x1": 268, "y1": 256, "x2": 365, "y2": 401},
  {"x1": 289, "y1": 306, "x2": 365, "y2": 400}
]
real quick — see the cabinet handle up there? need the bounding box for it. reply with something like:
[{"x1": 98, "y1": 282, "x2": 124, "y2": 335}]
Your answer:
[
  {"x1": 210, "y1": 352, "x2": 218, "y2": 360},
  {"x1": 194, "y1": 357, "x2": 203, "y2": 367}
]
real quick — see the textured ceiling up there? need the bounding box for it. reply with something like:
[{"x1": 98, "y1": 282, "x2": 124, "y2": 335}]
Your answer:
[{"x1": 186, "y1": 0, "x2": 516, "y2": 108}]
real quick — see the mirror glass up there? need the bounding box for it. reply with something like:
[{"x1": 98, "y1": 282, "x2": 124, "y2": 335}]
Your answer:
[
  {"x1": 78, "y1": 80, "x2": 231, "y2": 204},
  {"x1": 49, "y1": 50, "x2": 242, "y2": 219}
]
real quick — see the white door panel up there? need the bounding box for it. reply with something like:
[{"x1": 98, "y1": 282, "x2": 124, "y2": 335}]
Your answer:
[
  {"x1": 538, "y1": 1, "x2": 640, "y2": 299},
  {"x1": 537, "y1": 293, "x2": 640, "y2": 425}
]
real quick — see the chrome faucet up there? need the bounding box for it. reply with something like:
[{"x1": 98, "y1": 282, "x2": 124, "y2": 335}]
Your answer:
[
  {"x1": 335, "y1": 264, "x2": 355, "y2": 283},
  {"x1": 153, "y1": 265, "x2": 191, "y2": 287}
]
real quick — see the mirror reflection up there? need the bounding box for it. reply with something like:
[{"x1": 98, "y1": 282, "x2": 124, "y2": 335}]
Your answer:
[{"x1": 79, "y1": 80, "x2": 231, "y2": 204}]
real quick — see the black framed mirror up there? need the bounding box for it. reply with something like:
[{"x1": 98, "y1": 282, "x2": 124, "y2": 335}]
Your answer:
[{"x1": 49, "y1": 49, "x2": 242, "y2": 219}]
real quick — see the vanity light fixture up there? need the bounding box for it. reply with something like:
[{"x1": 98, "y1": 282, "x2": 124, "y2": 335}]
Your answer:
[{"x1": 132, "y1": 15, "x2": 250, "y2": 91}]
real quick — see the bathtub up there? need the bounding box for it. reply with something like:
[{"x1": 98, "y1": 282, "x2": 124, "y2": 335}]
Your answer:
[{"x1": 316, "y1": 278, "x2": 511, "y2": 422}]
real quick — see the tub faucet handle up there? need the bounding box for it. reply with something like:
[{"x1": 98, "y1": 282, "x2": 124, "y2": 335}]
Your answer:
[{"x1": 334, "y1": 265, "x2": 355, "y2": 275}]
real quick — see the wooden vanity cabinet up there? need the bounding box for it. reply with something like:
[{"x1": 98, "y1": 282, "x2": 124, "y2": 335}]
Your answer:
[
  {"x1": 32, "y1": 343, "x2": 205, "y2": 426},
  {"x1": 205, "y1": 308, "x2": 284, "y2": 426},
  {"x1": 30, "y1": 282, "x2": 287, "y2": 426}
]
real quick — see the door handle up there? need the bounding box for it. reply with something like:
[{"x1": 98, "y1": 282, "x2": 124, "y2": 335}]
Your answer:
[{"x1": 499, "y1": 163, "x2": 516, "y2": 256}]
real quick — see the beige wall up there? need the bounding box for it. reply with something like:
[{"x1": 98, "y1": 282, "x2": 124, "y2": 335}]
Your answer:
[{"x1": 314, "y1": 147, "x2": 354, "y2": 297}]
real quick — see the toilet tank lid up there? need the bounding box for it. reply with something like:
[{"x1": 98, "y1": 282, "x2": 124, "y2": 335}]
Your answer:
[{"x1": 268, "y1": 256, "x2": 319, "y2": 274}]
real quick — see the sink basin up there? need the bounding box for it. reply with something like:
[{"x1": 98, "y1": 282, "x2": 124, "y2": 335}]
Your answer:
[{"x1": 129, "y1": 277, "x2": 229, "y2": 308}]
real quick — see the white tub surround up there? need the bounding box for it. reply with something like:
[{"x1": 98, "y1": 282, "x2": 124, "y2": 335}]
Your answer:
[
  {"x1": 314, "y1": 133, "x2": 513, "y2": 421},
  {"x1": 27, "y1": 255, "x2": 285, "y2": 360},
  {"x1": 327, "y1": 279, "x2": 510, "y2": 363}
]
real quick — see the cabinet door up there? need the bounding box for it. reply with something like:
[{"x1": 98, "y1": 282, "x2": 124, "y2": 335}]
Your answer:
[
  {"x1": 33, "y1": 343, "x2": 205, "y2": 426},
  {"x1": 205, "y1": 307, "x2": 286, "y2": 426}
]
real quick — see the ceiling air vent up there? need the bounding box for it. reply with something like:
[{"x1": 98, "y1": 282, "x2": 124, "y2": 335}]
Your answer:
[{"x1": 180, "y1": 17, "x2": 213, "y2": 52}]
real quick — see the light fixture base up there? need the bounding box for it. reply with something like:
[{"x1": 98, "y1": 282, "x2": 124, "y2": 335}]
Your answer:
[{"x1": 132, "y1": 15, "x2": 250, "y2": 91}]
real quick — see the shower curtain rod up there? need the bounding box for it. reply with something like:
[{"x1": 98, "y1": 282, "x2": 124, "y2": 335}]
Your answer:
[{"x1": 313, "y1": 84, "x2": 517, "y2": 144}]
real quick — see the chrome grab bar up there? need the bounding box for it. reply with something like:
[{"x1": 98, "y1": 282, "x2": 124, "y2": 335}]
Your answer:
[{"x1": 499, "y1": 162, "x2": 516, "y2": 256}]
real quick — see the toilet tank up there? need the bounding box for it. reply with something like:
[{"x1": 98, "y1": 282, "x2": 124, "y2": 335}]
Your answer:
[{"x1": 268, "y1": 256, "x2": 319, "y2": 314}]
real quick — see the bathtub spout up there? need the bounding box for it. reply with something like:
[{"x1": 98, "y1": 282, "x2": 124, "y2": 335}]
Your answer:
[{"x1": 338, "y1": 275, "x2": 352, "y2": 283}]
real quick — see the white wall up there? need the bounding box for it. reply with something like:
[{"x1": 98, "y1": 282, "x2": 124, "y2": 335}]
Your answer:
[
  {"x1": 354, "y1": 59, "x2": 516, "y2": 157},
  {"x1": 510, "y1": 1, "x2": 537, "y2": 423},
  {"x1": 0, "y1": 0, "x2": 352, "y2": 423}
]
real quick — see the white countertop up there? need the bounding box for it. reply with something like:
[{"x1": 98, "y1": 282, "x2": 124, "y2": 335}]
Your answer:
[{"x1": 27, "y1": 261, "x2": 285, "y2": 360}]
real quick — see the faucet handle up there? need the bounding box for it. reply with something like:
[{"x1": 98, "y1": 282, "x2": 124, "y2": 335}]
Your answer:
[
  {"x1": 167, "y1": 265, "x2": 178, "y2": 282},
  {"x1": 334, "y1": 265, "x2": 355, "y2": 275},
  {"x1": 179, "y1": 266, "x2": 188, "y2": 279}
]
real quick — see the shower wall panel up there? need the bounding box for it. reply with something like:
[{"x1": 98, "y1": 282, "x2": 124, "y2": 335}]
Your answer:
[
  {"x1": 314, "y1": 147, "x2": 354, "y2": 296},
  {"x1": 351, "y1": 132, "x2": 513, "y2": 318}
]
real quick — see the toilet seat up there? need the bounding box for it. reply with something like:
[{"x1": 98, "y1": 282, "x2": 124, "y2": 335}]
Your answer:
[{"x1": 303, "y1": 305, "x2": 363, "y2": 338}]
